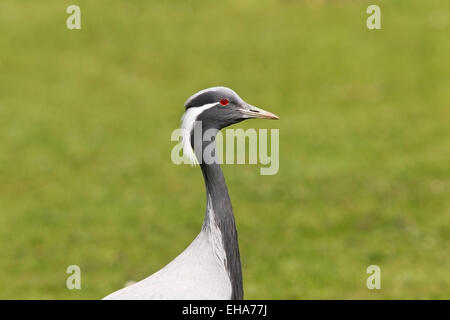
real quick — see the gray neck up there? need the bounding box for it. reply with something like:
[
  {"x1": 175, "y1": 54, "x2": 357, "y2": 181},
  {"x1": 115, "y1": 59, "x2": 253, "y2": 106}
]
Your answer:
[{"x1": 192, "y1": 130, "x2": 243, "y2": 300}]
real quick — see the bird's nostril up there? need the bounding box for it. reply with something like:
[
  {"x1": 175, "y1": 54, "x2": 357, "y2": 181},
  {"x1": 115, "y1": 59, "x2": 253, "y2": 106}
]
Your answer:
[{"x1": 251, "y1": 109, "x2": 260, "y2": 113}]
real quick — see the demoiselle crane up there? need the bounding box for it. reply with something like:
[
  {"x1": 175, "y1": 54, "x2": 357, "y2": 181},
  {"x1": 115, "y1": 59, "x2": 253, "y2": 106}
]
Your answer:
[{"x1": 104, "y1": 87, "x2": 279, "y2": 300}]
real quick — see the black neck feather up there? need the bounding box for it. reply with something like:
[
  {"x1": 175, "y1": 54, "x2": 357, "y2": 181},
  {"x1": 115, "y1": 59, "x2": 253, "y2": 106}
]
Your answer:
[{"x1": 191, "y1": 128, "x2": 243, "y2": 300}]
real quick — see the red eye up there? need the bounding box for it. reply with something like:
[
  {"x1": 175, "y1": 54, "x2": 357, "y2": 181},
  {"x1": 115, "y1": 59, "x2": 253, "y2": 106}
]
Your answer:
[{"x1": 219, "y1": 98, "x2": 229, "y2": 106}]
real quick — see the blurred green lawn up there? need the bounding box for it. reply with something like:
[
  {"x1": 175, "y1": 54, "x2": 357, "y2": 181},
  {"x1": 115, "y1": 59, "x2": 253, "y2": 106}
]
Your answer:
[{"x1": 0, "y1": 0, "x2": 449, "y2": 299}]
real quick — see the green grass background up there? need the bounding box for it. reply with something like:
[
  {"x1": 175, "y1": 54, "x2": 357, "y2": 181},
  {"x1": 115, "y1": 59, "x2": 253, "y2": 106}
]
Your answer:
[{"x1": 0, "y1": 0, "x2": 449, "y2": 299}]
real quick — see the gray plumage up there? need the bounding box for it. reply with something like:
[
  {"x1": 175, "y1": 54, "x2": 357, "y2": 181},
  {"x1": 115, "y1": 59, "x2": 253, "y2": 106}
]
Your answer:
[{"x1": 103, "y1": 87, "x2": 278, "y2": 300}]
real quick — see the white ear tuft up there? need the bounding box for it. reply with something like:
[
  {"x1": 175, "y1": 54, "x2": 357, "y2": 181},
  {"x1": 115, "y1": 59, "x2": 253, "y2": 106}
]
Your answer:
[{"x1": 180, "y1": 103, "x2": 217, "y2": 166}]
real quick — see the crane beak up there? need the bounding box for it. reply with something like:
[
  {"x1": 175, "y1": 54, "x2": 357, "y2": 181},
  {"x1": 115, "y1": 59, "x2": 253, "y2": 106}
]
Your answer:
[{"x1": 239, "y1": 105, "x2": 280, "y2": 120}]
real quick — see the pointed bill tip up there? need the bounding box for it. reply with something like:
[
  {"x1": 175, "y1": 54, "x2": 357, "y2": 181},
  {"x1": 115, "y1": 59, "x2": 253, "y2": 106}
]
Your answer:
[{"x1": 241, "y1": 105, "x2": 280, "y2": 120}]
